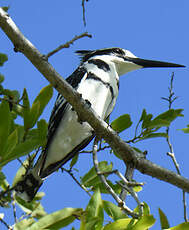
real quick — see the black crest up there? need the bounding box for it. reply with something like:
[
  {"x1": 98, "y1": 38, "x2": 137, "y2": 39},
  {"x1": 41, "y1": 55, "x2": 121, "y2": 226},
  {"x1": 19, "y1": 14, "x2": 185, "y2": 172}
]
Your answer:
[{"x1": 76, "y1": 48, "x2": 125, "y2": 62}]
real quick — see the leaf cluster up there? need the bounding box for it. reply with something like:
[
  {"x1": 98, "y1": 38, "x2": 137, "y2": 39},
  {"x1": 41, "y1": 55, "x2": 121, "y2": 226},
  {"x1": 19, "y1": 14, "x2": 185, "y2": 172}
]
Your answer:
[
  {"x1": 110, "y1": 108, "x2": 183, "y2": 144},
  {"x1": 0, "y1": 54, "x2": 53, "y2": 209},
  {"x1": 0, "y1": 83, "x2": 53, "y2": 168},
  {"x1": 12, "y1": 188, "x2": 189, "y2": 229}
]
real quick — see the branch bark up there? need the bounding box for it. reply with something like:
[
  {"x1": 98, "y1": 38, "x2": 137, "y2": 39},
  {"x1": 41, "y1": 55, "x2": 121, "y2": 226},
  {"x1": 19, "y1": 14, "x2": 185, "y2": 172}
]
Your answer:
[{"x1": 0, "y1": 8, "x2": 189, "y2": 192}]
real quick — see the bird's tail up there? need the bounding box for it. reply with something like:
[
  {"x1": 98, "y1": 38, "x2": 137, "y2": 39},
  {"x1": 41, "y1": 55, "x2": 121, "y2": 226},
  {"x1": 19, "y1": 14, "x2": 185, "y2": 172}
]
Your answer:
[{"x1": 15, "y1": 170, "x2": 43, "y2": 202}]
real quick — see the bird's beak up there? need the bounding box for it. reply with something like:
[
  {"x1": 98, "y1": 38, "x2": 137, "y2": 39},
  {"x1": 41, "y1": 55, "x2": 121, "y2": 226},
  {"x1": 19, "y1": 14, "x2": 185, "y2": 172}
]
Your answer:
[{"x1": 126, "y1": 57, "x2": 185, "y2": 68}]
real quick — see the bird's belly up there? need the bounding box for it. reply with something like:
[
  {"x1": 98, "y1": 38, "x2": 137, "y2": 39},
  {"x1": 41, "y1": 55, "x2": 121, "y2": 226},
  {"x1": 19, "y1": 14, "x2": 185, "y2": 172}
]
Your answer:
[
  {"x1": 42, "y1": 78, "x2": 114, "y2": 170},
  {"x1": 43, "y1": 107, "x2": 92, "y2": 169}
]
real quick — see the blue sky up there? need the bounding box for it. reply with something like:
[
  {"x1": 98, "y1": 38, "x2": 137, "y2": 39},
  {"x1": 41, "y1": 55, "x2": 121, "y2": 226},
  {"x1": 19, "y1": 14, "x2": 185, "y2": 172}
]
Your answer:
[{"x1": 1, "y1": 0, "x2": 189, "y2": 229}]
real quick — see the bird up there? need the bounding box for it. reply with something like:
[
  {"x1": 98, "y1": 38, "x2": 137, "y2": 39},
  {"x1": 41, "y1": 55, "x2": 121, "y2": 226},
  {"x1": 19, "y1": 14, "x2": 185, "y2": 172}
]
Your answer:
[{"x1": 15, "y1": 47, "x2": 185, "y2": 201}]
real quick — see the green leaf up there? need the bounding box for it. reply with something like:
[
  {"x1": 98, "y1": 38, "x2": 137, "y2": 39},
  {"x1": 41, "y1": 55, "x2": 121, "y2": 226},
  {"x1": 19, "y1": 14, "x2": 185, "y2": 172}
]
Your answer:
[
  {"x1": 14, "y1": 125, "x2": 25, "y2": 143},
  {"x1": 0, "y1": 74, "x2": 4, "y2": 83},
  {"x1": 32, "y1": 84, "x2": 53, "y2": 119},
  {"x1": 12, "y1": 90, "x2": 20, "y2": 100},
  {"x1": 2, "y1": 6, "x2": 9, "y2": 12},
  {"x1": 139, "y1": 109, "x2": 147, "y2": 122},
  {"x1": 142, "y1": 113, "x2": 153, "y2": 129},
  {"x1": 0, "y1": 53, "x2": 8, "y2": 66},
  {"x1": 153, "y1": 109, "x2": 183, "y2": 123},
  {"x1": 34, "y1": 192, "x2": 45, "y2": 201},
  {"x1": 25, "y1": 85, "x2": 53, "y2": 129},
  {"x1": 103, "y1": 218, "x2": 133, "y2": 230},
  {"x1": 37, "y1": 119, "x2": 48, "y2": 146},
  {"x1": 12, "y1": 157, "x2": 30, "y2": 187},
  {"x1": 179, "y1": 125, "x2": 189, "y2": 133},
  {"x1": 134, "y1": 202, "x2": 150, "y2": 217},
  {"x1": 0, "y1": 131, "x2": 41, "y2": 167},
  {"x1": 2, "y1": 89, "x2": 20, "y2": 101},
  {"x1": 0, "y1": 84, "x2": 4, "y2": 94},
  {"x1": 167, "y1": 222, "x2": 189, "y2": 230},
  {"x1": 29, "y1": 101, "x2": 40, "y2": 129},
  {"x1": 0, "y1": 172, "x2": 6, "y2": 181},
  {"x1": 146, "y1": 119, "x2": 170, "y2": 129},
  {"x1": 131, "y1": 184, "x2": 143, "y2": 193},
  {"x1": 81, "y1": 161, "x2": 113, "y2": 187},
  {"x1": 10, "y1": 136, "x2": 40, "y2": 159},
  {"x1": 16, "y1": 195, "x2": 47, "y2": 219},
  {"x1": 142, "y1": 202, "x2": 150, "y2": 216},
  {"x1": 139, "y1": 132, "x2": 168, "y2": 141},
  {"x1": 16, "y1": 195, "x2": 46, "y2": 217},
  {"x1": 70, "y1": 154, "x2": 79, "y2": 169},
  {"x1": 3, "y1": 128, "x2": 18, "y2": 158},
  {"x1": 0, "y1": 100, "x2": 11, "y2": 158},
  {"x1": 159, "y1": 208, "x2": 170, "y2": 229},
  {"x1": 145, "y1": 109, "x2": 183, "y2": 130},
  {"x1": 86, "y1": 189, "x2": 104, "y2": 230},
  {"x1": 26, "y1": 208, "x2": 83, "y2": 230},
  {"x1": 103, "y1": 200, "x2": 127, "y2": 221},
  {"x1": 0, "y1": 171, "x2": 11, "y2": 206},
  {"x1": 23, "y1": 88, "x2": 31, "y2": 130},
  {"x1": 132, "y1": 215, "x2": 155, "y2": 230},
  {"x1": 111, "y1": 114, "x2": 132, "y2": 133},
  {"x1": 14, "y1": 218, "x2": 35, "y2": 230},
  {"x1": 85, "y1": 217, "x2": 100, "y2": 230},
  {"x1": 0, "y1": 171, "x2": 8, "y2": 191}
]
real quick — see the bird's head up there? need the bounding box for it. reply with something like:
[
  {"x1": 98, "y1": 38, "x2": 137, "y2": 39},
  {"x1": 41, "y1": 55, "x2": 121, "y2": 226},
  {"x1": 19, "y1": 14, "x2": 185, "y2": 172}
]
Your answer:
[{"x1": 76, "y1": 47, "x2": 185, "y2": 76}]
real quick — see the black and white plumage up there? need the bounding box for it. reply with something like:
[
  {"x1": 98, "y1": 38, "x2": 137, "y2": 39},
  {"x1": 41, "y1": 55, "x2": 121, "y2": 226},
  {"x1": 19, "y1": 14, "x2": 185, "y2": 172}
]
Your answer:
[{"x1": 15, "y1": 47, "x2": 184, "y2": 201}]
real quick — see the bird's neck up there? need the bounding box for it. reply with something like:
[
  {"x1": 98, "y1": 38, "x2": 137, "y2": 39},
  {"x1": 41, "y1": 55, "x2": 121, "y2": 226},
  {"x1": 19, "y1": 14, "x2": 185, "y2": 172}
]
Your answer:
[{"x1": 83, "y1": 56, "x2": 119, "y2": 83}]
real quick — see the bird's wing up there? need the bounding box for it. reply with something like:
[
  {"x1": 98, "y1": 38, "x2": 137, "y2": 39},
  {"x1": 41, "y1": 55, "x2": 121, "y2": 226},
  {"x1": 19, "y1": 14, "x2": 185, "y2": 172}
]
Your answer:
[
  {"x1": 37, "y1": 66, "x2": 96, "y2": 177},
  {"x1": 46, "y1": 66, "x2": 87, "y2": 149}
]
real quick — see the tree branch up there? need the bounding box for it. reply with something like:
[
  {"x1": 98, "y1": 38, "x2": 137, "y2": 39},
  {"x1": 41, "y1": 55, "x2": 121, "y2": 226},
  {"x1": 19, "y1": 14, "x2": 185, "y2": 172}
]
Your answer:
[
  {"x1": 164, "y1": 72, "x2": 188, "y2": 222},
  {"x1": 1, "y1": 8, "x2": 189, "y2": 193},
  {"x1": 61, "y1": 167, "x2": 92, "y2": 197},
  {"x1": 81, "y1": 0, "x2": 88, "y2": 26},
  {"x1": 92, "y1": 137, "x2": 138, "y2": 218},
  {"x1": 46, "y1": 32, "x2": 92, "y2": 59},
  {"x1": 119, "y1": 163, "x2": 135, "y2": 201}
]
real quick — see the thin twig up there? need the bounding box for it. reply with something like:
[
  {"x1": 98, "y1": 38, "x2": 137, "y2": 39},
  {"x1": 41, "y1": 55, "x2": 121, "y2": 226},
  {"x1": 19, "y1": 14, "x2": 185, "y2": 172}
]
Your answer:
[
  {"x1": 17, "y1": 148, "x2": 41, "y2": 172},
  {"x1": 81, "y1": 0, "x2": 87, "y2": 26},
  {"x1": 115, "y1": 169, "x2": 143, "y2": 216},
  {"x1": 79, "y1": 144, "x2": 110, "y2": 154},
  {"x1": 12, "y1": 201, "x2": 17, "y2": 223},
  {"x1": 0, "y1": 217, "x2": 12, "y2": 230},
  {"x1": 163, "y1": 72, "x2": 188, "y2": 222},
  {"x1": 119, "y1": 163, "x2": 135, "y2": 202},
  {"x1": 61, "y1": 168, "x2": 91, "y2": 197},
  {"x1": 46, "y1": 32, "x2": 92, "y2": 59},
  {"x1": 126, "y1": 134, "x2": 142, "y2": 144},
  {"x1": 116, "y1": 181, "x2": 143, "y2": 216},
  {"x1": 92, "y1": 137, "x2": 138, "y2": 218}
]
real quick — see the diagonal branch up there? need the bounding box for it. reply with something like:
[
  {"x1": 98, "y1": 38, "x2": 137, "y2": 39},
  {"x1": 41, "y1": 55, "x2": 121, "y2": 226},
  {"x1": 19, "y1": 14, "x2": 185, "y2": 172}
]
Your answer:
[
  {"x1": 46, "y1": 32, "x2": 92, "y2": 59},
  {"x1": 0, "y1": 8, "x2": 189, "y2": 193}
]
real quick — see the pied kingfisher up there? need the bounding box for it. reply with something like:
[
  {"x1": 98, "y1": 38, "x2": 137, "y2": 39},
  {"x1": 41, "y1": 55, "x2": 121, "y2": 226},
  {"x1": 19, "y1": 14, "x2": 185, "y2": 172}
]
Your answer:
[{"x1": 15, "y1": 47, "x2": 184, "y2": 201}]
